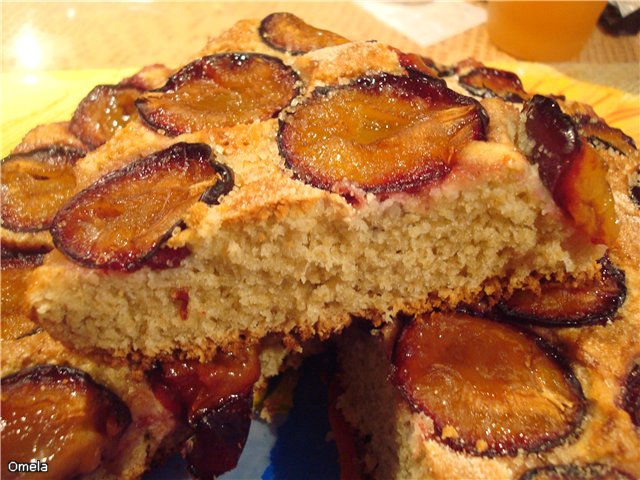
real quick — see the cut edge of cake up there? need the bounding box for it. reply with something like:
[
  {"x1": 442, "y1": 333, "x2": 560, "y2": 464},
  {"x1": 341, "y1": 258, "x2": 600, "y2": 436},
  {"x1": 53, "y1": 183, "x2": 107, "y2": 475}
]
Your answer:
[{"x1": 24, "y1": 23, "x2": 609, "y2": 363}]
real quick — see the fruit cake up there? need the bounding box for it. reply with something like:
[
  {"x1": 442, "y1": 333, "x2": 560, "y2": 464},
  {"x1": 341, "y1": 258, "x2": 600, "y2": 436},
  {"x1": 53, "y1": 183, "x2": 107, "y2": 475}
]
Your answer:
[
  {"x1": 1, "y1": 249, "x2": 298, "y2": 479},
  {"x1": 12, "y1": 13, "x2": 616, "y2": 364},
  {"x1": 1, "y1": 253, "x2": 178, "y2": 479},
  {"x1": 1, "y1": 90, "x2": 294, "y2": 476},
  {"x1": 1, "y1": 12, "x2": 635, "y2": 479},
  {"x1": 335, "y1": 67, "x2": 640, "y2": 479}
]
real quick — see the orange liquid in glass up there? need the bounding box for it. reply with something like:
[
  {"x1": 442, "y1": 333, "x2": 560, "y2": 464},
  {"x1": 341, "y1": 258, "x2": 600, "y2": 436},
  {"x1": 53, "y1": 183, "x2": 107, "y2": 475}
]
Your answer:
[{"x1": 487, "y1": 1, "x2": 607, "y2": 61}]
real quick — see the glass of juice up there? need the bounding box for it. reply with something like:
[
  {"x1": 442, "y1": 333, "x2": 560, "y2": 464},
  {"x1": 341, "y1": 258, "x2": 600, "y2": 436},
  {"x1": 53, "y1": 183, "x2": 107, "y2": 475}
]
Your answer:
[{"x1": 487, "y1": 1, "x2": 607, "y2": 61}]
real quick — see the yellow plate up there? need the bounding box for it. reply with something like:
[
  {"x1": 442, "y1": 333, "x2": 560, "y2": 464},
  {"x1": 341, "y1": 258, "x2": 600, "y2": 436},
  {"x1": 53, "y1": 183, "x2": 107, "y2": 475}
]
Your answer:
[
  {"x1": 1, "y1": 63, "x2": 638, "y2": 158},
  {"x1": 1, "y1": 69, "x2": 135, "y2": 157}
]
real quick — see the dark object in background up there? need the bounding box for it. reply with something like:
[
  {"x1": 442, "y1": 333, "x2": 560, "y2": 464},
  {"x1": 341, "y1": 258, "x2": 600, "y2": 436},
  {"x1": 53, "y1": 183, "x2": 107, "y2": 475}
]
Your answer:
[{"x1": 599, "y1": 2, "x2": 640, "y2": 36}]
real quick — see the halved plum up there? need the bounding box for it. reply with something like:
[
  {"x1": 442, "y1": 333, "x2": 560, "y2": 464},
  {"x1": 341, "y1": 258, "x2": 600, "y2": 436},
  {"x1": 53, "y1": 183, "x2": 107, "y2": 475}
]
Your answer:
[
  {"x1": 51, "y1": 142, "x2": 233, "y2": 271},
  {"x1": 147, "y1": 347, "x2": 260, "y2": 478},
  {"x1": 1, "y1": 146, "x2": 84, "y2": 232},
  {"x1": 500, "y1": 257, "x2": 626, "y2": 327},
  {"x1": 1, "y1": 365, "x2": 131, "y2": 480},
  {"x1": 136, "y1": 53, "x2": 300, "y2": 136},
  {"x1": 519, "y1": 463, "x2": 634, "y2": 480},
  {"x1": 259, "y1": 12, "x2": 349, "y2": 55},
  {"x1": 458, "y1": 66, "x2": 529, "y2": 102},
  {"x1": 1, "y1": 254, "x2": 43, "y2": 341},
  {"x1": 573, "y1": 115, "x2": 637, "y2": 157},
  {"x1": 397, "y1": 51, "x2": 454, "y2": 78},
  {"x1": 279, "y1": 73, "x2": 488, "y2": 194},
  {"x1": 392, "y1": 312, "x2": 585, "y2": 456},
  {"x1": 70, "y1": 85, "x2": 143, "y2": 149},
  {"x1": 521, "y1": 95, "x2": 618, "y2": 245},
  {"x1": 147, "y1": 347, "x2": 260, "y2": 421},
  {"x1": 187, "y1": 393, "x2": 253, "y2": 479},
  {"x1": 622, "y1": 361, "x2": 640, "y2": 427}
]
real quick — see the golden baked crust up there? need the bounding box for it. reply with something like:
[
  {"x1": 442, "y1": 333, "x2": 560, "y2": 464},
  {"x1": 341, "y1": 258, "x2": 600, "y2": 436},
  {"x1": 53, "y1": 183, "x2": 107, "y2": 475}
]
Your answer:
[{"x1": 11, "y1": 121, "x2": 87, "y2": 155}]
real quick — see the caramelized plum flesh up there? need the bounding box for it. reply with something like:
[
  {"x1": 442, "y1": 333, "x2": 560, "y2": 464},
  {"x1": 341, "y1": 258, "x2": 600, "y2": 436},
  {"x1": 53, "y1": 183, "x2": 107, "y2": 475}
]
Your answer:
[
  {"x1": 392, "y1": 312, "x2": 585, "y2": 456},
  {"x1": 1, "y1": 147, "x2": 83, "y2": 232},
  {"x1": 559, "y1": 144, "x2": 619, "y2": 244},
  {"x1": 1, "y1": 365, "x2": 131, "y2": 480},
  {"x1": 521, "y1": 95, "x2": 618, "y2": 245},
  {"x1": 1, "y1": 255, "x2": 43, "y2": 341},
  {"x1": 279, "y1": 74, "x2": 487, "y2": 194},
  {"x1": 187, "y1": 393, "x2": 253, "y2": 479},
  {"x1": 501, "y1": 257, "x2": 626, "y2": 327},
  {"x1": 70, "y1": 85, "x2": 143, "y2": 149},
  {"x1": 147, "y1": 347, "x2": 260, "y2": 478},
  {"x1": 147, "y1": 347, "x2": 260, "y2": 420},
  {"x1": 458, "y1": 66, "x2": 528, "y2": 102},
  {"x1": 259, "y1": 12, "x2": 349, "y2": 54},
  {"x1": 519, "y1": 463, "x2": 634, "y2": 480},
  {"x1": 51, "y1": 142, "x2": 232, "y2": 271},
  {"x1": 136, "y1": 53, "x2": 299, "y2": 135}
]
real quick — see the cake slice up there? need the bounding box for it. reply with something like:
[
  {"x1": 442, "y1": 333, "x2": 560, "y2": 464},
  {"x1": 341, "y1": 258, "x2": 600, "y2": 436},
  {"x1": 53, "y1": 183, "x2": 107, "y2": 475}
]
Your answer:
[
  {"x1": 20, "y1": 14, "x2": 617, "y2": 363},
  {"x1": 1, "y1": 251, "x2": 296, "y2": 479},
  {"x1": 335, "y1": 77, "x2": 640, "y2": 479}
]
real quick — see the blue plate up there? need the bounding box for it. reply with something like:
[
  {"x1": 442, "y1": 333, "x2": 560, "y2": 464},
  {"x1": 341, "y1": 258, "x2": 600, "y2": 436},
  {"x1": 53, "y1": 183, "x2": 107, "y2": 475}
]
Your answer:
[{"x1": 146, "y1": 356, "x2": 340, "y2": 480}]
